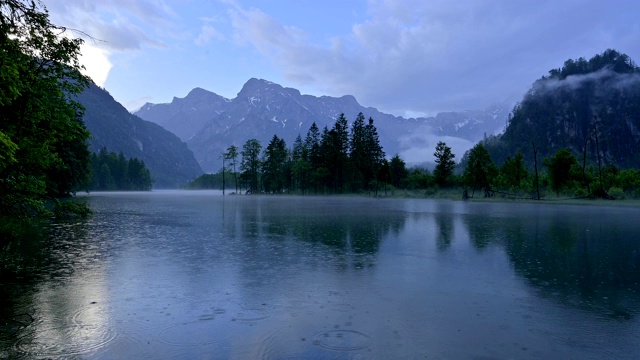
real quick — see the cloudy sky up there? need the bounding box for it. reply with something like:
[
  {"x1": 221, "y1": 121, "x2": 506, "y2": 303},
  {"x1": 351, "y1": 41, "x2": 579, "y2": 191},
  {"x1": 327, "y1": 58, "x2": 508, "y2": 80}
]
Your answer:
[{"x1": 46, "y1": 0, "x2": 640, "y2": 117}]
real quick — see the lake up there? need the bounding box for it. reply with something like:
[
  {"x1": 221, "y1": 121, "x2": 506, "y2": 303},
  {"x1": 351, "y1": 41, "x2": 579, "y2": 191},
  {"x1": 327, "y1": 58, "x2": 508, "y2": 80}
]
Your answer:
[{"x1": 1, "y1": 191, "x2": 639, "y2": 359}]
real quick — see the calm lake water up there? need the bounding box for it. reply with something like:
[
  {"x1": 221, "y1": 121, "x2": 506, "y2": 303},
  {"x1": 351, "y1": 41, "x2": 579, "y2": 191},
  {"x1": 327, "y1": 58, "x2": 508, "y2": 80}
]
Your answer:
[{"x1": 1, "y1": 191, "x2": 640, "y2": 359}]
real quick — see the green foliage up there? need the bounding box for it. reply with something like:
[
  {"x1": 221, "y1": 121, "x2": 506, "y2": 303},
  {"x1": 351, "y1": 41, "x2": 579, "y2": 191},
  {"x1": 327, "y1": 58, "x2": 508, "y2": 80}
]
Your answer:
[
  {"x1": 241, "y1": 139, "x2": 262, "y2": 192},
  {"x1": 463, "y1": 144, "x2": 498, "y2": 196},
  {"x1": 493, "y1": 49, "x2": 640, "y2": 169},
  {"x1": 186, "y1": 172, "x2": 229, "y2": 189},
  {"x1": 389, "y1": 154, "x2": 408, "y2": 188},
  {"x1": 404, "y1": 168, "x2": 433, "y2": 189},
  {"x1": 497, "y1": 150, "x2": 528, "y2": 190},
  {"x1": 433, "y1": 141, "x2": 456, "y2": 187},
  {"x1": 89, "y1": 148, "x2": 152, "y2": 191},
  {"x1": 224, "y1": 145, "x2": 239, "y2": 193},
  {"x1": 262, "y1": 135, "x2": 288, "y2": 193},
  {"x1": 0, "y1": 0, "x2": 92, "y2": 224},
  {"x1": 543, "y1": 148, "x2": 579, "y2": 195}
]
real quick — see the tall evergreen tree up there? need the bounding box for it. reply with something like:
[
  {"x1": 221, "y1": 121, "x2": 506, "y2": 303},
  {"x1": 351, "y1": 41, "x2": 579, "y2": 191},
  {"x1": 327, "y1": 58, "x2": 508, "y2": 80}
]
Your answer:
[
  {"x1": 349, "y1": 112, "x2": 367, "y2": 190},
  {"x1": 241, "y1": 139, "x2": 262, "y2": 193},
  {"x1": 262, "y1": 135, "x2": 287, "y2": 193},
  {"x1": 433, "y1": 141, "x2": 456, "y2": 187},
  {"x1": 332, "y1": 113, "x2": 351, "y2": 192},
  {"x1": 225, "y1": 145, "x2": 239, "y2": 193},
  {"x1": 389, "y1": 154, "x2": 408, "y2": 188},
  {"x1": 364, "y1": 117, "x2": 385, "y2": 192}
]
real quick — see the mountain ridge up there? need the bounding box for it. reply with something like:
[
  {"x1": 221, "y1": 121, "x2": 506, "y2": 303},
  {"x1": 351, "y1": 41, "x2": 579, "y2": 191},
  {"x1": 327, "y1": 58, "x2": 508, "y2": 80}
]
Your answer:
[{"x1": 136, "y1": 78, "x2": 510, "y2": 172}]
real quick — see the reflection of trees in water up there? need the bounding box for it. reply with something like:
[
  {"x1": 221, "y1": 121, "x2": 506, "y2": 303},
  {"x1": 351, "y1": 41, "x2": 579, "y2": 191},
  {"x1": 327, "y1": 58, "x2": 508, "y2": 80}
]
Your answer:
[
  {"x1": 226, "y1": 197, "x2": 406, "y2": 269},
  {"x1": 0, "y1": 219, "x2": 106, "y2": 354},
  {"x1": 434, "y1": 214, "x2": 454, "y2": 251},
  {"x1": 461, "y1": 210, "x2": 640, "y2": 320}
]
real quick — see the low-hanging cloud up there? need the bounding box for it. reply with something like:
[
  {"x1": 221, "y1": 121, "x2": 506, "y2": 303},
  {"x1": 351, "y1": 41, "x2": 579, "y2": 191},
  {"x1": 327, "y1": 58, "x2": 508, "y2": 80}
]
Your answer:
[
  {"x1": 398, "y1": 126, "x2": 475, "y2": 166},
  {"x1": 532, "y1": 67, "x2": 640, "y2": 96}
]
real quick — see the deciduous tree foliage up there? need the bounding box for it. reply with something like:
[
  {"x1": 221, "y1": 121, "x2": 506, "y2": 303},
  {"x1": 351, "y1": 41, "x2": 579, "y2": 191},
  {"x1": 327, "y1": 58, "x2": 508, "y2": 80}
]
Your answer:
[
  {"x1": 543, "y1": 148, "x2": 579, "y2": 195},
  {"x1": 0, "y1": 0, "x2": 91, "y2": 224},
  {"x1": 463, "y1": 143, "x2": 498, "y2": 196}
]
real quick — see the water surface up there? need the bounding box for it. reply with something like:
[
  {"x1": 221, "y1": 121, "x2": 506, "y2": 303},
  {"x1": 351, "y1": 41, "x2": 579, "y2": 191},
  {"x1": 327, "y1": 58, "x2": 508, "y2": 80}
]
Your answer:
[{"x1": 1, "y1": 191, "x2": 639, "y2": 359}]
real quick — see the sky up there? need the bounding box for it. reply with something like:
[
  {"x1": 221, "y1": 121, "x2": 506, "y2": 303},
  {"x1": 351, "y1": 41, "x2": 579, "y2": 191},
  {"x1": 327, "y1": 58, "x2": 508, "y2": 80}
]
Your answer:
[{"x1": 46, "y1": 0, "x2": 640, "y2": 118}]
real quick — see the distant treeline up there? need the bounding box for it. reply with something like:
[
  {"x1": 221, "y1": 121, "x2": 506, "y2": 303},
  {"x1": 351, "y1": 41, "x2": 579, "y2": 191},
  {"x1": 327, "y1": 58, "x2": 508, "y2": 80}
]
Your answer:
[
  {"x1": 90, "y1": 148, "x2": 152, "y2": 191},
  {"x1": 188, "y1": 111, "x2": 640, "y2": 200}
]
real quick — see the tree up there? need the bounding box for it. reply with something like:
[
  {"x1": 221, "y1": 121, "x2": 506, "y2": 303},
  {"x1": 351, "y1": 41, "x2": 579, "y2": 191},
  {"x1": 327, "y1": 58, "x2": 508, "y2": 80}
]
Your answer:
[
  {"x1": 225, "y1": 145, "x2": 239, "y2": 193},
  {"x1": 433, "y1": 141, "x2": 456, "y2": 187},
  {"x1": 291, "y1": 135, "x2": 308, "y2": 192},
  {"x1": 88, "y1": 148, "x2": 152, "y2": 190},
  {"x1": 543, "y1": 148, "x2": 579, "y2": 196},
  {"x1": 463, "y1": 144, "x2": 498, "y2": 197},
  {"x1": 0, "y1": 0, "x2": 91, "y2": 226},
  {"x1": 349, "y1": 112, "x2": 367, "y2": 190},
  {"x1": 241, "y1": 139, "x2": 262, "y2": 193},
  {"x1": 363, "y1": 117, "x2": 385, "y2": 193},
  {"x1": 389, "y1": 154, "x2": 408, "y2": 189},
  {"x1": 499, "y1": 150, "x2": 528, "y2": 190},
  {"x1": 330, "y1": 113, "x2": 350, "y2": 192},
  {"x1": 262, "y1": 135, "x2": 287, "y2": 193},
  {"x1": 304, "y1": 122, "x2": 321, "y2": 192}
]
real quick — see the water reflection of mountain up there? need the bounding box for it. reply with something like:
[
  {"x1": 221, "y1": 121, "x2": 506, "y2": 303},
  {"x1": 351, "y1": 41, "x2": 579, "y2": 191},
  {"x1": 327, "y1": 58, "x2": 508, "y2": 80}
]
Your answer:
[{"x1": 459, "y1": 207, "x2": 640, "y2": 320}]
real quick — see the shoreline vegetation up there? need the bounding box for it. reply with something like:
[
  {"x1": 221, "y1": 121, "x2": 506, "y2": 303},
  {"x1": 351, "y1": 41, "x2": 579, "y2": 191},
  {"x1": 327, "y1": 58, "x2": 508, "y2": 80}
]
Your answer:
[{"x1": 186, "y1": 109, "x2": 640, "y2": 203}]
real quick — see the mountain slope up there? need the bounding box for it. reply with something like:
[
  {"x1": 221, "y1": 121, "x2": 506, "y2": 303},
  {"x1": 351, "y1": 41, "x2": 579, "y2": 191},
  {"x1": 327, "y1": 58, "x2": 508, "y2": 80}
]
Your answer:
[
  {"x1": 136, "y1": 87, "x2": 233, "y2": 141},
  {"x1": 77, "y1": 83, "x2": 203, "y2": 188},
  {"x1": 136, "y1": 78, "x2": 509, "y2": 172},
  {"x1": 490, "y1": 49, "x2": 640, "y2": 168}
]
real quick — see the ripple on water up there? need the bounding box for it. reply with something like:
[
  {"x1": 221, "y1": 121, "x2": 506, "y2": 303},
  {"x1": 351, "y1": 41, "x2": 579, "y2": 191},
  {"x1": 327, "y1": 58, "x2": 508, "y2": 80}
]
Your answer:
[
  {"x1": 313, "y1": 330, "x2": 371, "y2": 351},
  {"x1": 233, "y1": 308, "x2": 271, "y2": 322},
  {"x1": 13, "y1": 303, "x2": 116, "y2": 357},
  {"x1": 158, "y1": 320, "x2": 228, "y2": 346}
]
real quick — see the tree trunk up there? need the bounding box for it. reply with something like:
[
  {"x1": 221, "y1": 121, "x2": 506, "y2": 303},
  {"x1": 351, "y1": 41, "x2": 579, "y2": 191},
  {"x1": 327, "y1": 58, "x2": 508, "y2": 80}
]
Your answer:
[{"x1": 532, "y1": 141, "x2": 540, "y2": 200}]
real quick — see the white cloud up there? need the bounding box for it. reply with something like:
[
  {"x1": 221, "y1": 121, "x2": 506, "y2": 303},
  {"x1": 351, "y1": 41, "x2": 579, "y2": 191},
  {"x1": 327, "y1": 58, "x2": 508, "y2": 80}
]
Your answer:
[
  {"x1": 195, "y1": 25, "x2": 225, "y2": 46},
  {"x1": 79, "y1": 44, "x2": 113, "y2": 87},
  {"x1": 47, "y1": 0, "x2": 176, "y2": 87},
  {"x1": 398, "y1": 128, "x2": 474, "y2": 165},
  {"x1": 226, "y1": 0, "x2": 640, "y2": 115},
  {"x1": 124, "y1": 96, "x2": 154, "y2": 113}
]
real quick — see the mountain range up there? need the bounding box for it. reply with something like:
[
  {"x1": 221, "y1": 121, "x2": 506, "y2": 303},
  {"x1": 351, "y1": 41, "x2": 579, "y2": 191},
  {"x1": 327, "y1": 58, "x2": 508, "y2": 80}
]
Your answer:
[{"x1": 136, "y1": 78, "x2": 510, "y2": 172}]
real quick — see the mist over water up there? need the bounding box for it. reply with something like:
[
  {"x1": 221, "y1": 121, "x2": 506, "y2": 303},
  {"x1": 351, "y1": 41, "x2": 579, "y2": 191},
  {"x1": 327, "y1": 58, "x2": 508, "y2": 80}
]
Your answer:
[{"x1": 1, "y1": 191, "x2": 639, "y2": 359}]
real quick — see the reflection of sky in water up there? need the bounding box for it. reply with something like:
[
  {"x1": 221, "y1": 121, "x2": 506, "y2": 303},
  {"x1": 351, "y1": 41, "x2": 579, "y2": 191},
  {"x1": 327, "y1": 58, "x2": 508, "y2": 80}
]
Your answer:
[{"x1": 1, "y1": 191, "x2": 640, "y2": 359}]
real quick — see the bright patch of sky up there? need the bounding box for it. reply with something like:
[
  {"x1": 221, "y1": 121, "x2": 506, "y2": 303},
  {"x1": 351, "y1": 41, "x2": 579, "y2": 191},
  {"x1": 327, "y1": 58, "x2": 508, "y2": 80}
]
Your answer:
[{"x1": 46, "y1": 0, "x2": 640, "y2": 117}]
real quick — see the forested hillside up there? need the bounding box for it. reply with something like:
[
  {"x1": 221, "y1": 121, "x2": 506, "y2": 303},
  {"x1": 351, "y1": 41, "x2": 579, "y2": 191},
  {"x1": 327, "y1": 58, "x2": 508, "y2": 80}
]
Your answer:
[
  {"x1": 76, "y1": 83, "x2": 203, "y2": 188},
  {"x1": 488, "y1": 49, "x2": 640, "y2": 168}
]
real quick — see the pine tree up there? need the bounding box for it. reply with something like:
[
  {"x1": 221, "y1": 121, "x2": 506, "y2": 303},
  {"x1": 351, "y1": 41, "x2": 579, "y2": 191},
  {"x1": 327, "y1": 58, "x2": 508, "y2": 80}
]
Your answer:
[
  {"x1": 241, "y1": 139, "x2": 262, "y2": 193},
  {"x1": 433, "y1": 141, "x2": 456, "y2": 187}
]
